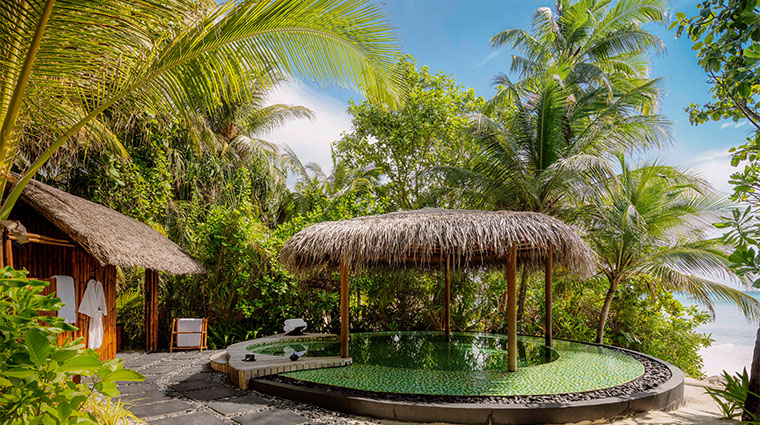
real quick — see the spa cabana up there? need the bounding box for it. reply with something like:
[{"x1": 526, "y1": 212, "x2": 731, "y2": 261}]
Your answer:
[
  {"x1": 280, "y1": 208, "x2": 595, "y2": 372},
  {"x1": 1, "y1": 178, "x2": 204, "y2": 359}
]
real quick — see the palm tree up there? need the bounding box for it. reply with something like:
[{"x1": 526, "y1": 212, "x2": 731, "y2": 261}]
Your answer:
[
  {"x1": 174, "y1": 77, "x2": 314, "y2": 224},
  {"x1": 439, "y1": 77, "x2": 669, "y2": 318},
  {"x1": 581, "y1": 156, "x2": 760, "y2": 343},
  {"x1": 441, "y1": 78, "x2": 668, "y2": 213},
  {"x1": 0, "y1": 0, "x2": 401, "y2": 219},
  {"x1": 283, "y1": 146, "x2": 382, "y2": 213},
  {"x1": 490, "y1": 0, "x2": 667, "y2": 111}
]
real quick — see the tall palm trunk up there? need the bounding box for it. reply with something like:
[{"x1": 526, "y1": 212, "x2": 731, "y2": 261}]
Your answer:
[
  {"x1": 596, "y1": 278, "x2": 619, "y2": 343},
  {"x1": 745, "y1": 324, "x2": 760, "y2": 420}
]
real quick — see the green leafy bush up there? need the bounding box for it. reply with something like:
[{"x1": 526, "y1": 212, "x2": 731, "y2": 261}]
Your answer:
[
  {"x1": 518, "y1": 275, "x2": 713, "y2": 377},
  {"x1": 0, "y1": 267, "x2": 144, "y2": 424}
]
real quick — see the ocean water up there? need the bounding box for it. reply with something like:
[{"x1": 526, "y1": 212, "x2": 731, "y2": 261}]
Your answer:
[{"x1": 676, "y1": 292, "x2": 760, "y2": 377}]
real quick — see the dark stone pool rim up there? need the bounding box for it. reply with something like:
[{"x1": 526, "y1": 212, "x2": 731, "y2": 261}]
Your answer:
[{"x1": 251, "y1": 340, "x2": 685, "y2": 424}]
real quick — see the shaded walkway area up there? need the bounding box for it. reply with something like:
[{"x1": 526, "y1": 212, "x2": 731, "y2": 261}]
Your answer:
[{"x1": 118, "y1": 352, "x2": 732, "y2": 425}]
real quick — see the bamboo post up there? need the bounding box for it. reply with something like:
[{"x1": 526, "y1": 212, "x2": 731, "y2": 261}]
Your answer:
[
  {"x1": 145, "y1": 269, "x2": 159, "y2": 352},
  {"x1": 507, "y1": 245, "x2": 517, "y2": 372},
  {"x1": 340, "y1": 257, "x2": 349, "y2": 358},
  {"x1": 444, "y1": 256, "x2": 451, "y2": 339},
  {"x1": 3, "y1": 230, "x2": 12, "y2": 268},
  {"x1": 545, "y1": 246, "x2": 553, "y2": 347}
]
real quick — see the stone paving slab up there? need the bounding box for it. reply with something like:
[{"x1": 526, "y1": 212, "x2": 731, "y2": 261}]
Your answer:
[
  {"x1": 117, "y1": 383, "x2": 159, "y2": 394},
  {"x1": 129, "y1": 400, "x2": 194, "y2": 419},
  {"x1": 184, "y1": 386, "x2": 244, "y2": 401},
  {"x1": 232, "y1": 408, "x2": 307, "y2": 425},
  {"x1": 148, "y1": 411, "x2": 228, "y2": 425},
  {"x1": 117, "y1": 389, "x2": 177, "y2": 406},
  {"x1": 170, "y1": 380, "x2": 221, "y2": 392},
  {"x1": 205, "y1": 394, "x2": 269, "y2": 415}
]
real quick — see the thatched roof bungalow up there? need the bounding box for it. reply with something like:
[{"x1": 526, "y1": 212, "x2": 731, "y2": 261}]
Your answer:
[
  {"x1": 280, "y1": 208, "x2": 596, "y2": 371},
  {"x1": 3, "y1": 178, "x2": 204, "y2": 359}
]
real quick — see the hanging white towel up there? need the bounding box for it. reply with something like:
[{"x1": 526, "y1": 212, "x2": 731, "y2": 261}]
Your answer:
[
  {"x1": 53, "y1": 275, "x2": 77, "y2": 324},
  {"x1": 176, "y1": 318, "x2": 203, "y2": 347},
  {"x1": 78, "y1": 279, "x2": 107, "y2": 349}
]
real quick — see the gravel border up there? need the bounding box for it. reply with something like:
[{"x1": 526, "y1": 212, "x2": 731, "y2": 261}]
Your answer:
[{"x1": 262, "y1": 346, "x2": 671, "y2": 405}]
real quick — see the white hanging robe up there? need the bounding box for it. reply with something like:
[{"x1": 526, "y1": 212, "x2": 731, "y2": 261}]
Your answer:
[{"x1": 78, "y1": 279, "x2": 107, "y2": 349}]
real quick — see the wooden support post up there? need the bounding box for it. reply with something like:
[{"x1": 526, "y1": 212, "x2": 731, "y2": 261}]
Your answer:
[
  {"x1": 2, "y1": 230, "x2": 13, "y2": 268},
  {"x1": 545, "y1": 246, "x2": 553, "y2": 347},
  {"x1": 145, "y1": 269, "x2": 159, "y2": 352},
  {"x1": 444, "y1": 256, "x2": 451, "y2": 339},
  {"x1": 340, "y1": 257, "x2": 349, "y2": 359},
  {"x1": 507, "y1": 245, "x2": 517, "y2": 372}
]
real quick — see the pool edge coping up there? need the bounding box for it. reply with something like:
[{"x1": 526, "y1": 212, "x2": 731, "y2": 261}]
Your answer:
[{"x1": 251, "y1": 351, "x2": 684, "y2": 424}]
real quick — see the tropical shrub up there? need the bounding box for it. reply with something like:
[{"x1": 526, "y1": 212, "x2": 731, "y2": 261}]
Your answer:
[
  {"x1": 115, "y1": 288, "x2": 145, "y2": 350},
  {"x1": 705, "y1": 369, "x2": 758, "y2": 422},
  {"x1": 83, "y1": 396, "x2": 140, "y2": 425},
  {"x1": 518, "y1": 275, "x2": 714, "y2": 377},
  {"x1": 0, "y1": 267, "x2": 144, "y2": 424}
]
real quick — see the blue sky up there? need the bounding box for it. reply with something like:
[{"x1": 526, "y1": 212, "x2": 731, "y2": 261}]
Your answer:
[{"x1": 266, "y1": 0, "x2": 751, "y2": 192}]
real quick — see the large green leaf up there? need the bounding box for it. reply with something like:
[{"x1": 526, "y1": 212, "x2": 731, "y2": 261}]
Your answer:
[
  {"x1": 24, "y1": 330, "x2": 50, "y2": 366},
  {"x1": 60, "y1": 355, "x2": 102, "y2": 373},
  {"x1": 99, "y1": 369, "x2": 145, "y2": 383}
]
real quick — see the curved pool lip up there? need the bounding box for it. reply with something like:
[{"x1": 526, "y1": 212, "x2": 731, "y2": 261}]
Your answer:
[{"x1": 251, "y1": 341, "x2": 684, "y2": 424}]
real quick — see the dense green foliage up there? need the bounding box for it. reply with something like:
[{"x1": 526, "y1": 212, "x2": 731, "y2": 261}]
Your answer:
[
  {"x1": 6, "y1": 1, "x2": 756, "y2": 392},
  {"x1": 0, "y1": 267, "x2": 143, "y2": 424},
  {"x1": 333, "y1": 55, "x2": 484, "y2": 209}
]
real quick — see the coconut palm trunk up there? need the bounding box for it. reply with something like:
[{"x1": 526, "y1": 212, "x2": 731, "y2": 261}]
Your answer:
[
  {"x1": 596, "y1": 278, "x2": 619, "y2": 343},
  {"x1": 745, "y1": 325, "x2": 760, "y2": 420}
]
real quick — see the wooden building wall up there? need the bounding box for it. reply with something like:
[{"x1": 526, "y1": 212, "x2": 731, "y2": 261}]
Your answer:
[{"x1": 6, "y1": 202, "x2": 117, "y2": 360}]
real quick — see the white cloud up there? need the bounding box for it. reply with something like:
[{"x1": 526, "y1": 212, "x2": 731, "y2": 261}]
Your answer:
[
  {"x1": 720, "y1": 120, "x2": 748, "y2": 129},
  {"x1": 475, "y1": 50, "x2": 501, "y2": 69},
  {"x1": 680, "y1": 148, "x2": 736, "y2": 194},
  {"x1": 259, "y1": 81, "x2": 352, "y2": 171}
]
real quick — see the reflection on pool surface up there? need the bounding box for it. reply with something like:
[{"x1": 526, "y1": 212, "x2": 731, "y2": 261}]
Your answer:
[
  {"x1": 248, "y1": 331, "x2": 644, "y2": 396},
  {"x1": 248, "y1": 331, "x2": 557, "y2": 370}
]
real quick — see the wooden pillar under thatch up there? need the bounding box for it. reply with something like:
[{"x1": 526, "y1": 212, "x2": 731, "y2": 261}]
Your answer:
[
  {"x1": 444, "y1": 257, "x2": 451, "y2": 338},
  {"x1": 340, "y1": 257, "x2": 349, "y2": 358},
  {"x1": 545, "y1": 246, "x2": 553, "y2": 347},
  {"x1": 2, "y1": 230, "x2": 13, "y2": 267},
  {"x1": 145, "y1": 268, "x2": 159, "y2": 352},
  {"x1": 506, "y1": 245, "x2": 517, "y2": 372}
]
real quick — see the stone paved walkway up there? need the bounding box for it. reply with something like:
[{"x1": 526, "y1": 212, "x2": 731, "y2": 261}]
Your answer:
[{"x1": 117, "y1": 351, "x2": 733, "y2": 425}]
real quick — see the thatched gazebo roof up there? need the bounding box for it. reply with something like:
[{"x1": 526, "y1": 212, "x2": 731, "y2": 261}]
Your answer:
[
  {"x1": 280, "y1": 208, "x2": 595, "y2": 277},
  {"x1": 17, "y1": 178, "x2": 204, "y2": 275}
]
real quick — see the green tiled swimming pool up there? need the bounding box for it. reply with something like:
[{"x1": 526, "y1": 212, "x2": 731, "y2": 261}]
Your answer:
[{"x1": 247, "y1": 331, "x2": 644, "y2": 396}]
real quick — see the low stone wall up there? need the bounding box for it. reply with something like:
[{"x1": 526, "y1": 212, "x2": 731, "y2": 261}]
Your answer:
[{"x1": 211, "y1": 333, "x2": 351, "y2": 390}]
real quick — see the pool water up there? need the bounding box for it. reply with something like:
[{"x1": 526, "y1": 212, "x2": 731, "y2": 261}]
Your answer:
[
  {"x1": 248, "y1": 331, "x2": 557, "y2": 370},
  {"x1": 247, "y1": 331, "x2": 645, "y2": 396}
]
